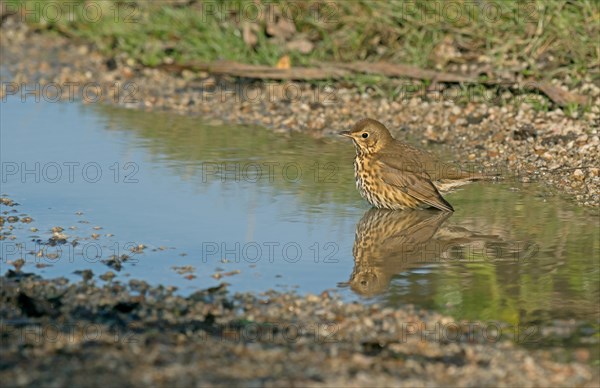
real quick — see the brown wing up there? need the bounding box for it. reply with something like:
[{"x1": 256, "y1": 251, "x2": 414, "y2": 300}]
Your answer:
[
  {"x1": 375, "y1": 210, "x2": 453, "y2": 247},
  {"x1": 357, "y1": 209, "x2": 451, "y2": 247},
  {"x1": 385, "y1": 141, "x2": 473, "y2": 180},
  {"x1": 383, "y1": 142, "x2": 433, "y2": 173},
  {"x1": 377, "y1": 160, "x2": 454, "y2": 212}
]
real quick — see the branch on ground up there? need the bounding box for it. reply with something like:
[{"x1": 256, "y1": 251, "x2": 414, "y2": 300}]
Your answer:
[{"x1": 155, "y1": 60, "x2": 589, "y2": 107}]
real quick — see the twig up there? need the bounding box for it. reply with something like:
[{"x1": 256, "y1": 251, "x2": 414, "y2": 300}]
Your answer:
[{"x1": 154, "y1": 60, "x2": 589, "y2": 106}]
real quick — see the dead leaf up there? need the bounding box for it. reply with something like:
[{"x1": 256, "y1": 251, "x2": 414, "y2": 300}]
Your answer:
[
  {"x1": 266, "y1": 16, "x2": 296, "y2": 40},
  {"x1": 276, "y1": 55, "x2": 291, "y2": 69},
  {"x1": 286, "y1": 39, "x2": 314, "y2": 54},
  {"x1": 172, "y1": 265, "x2": 195, "y2": 275},
  {"x1": 431, "y1": 35, "x2": 461, "y2": 69},
  {"x1": 242, "y1": 23, "x2": 258, "y2": 47}
]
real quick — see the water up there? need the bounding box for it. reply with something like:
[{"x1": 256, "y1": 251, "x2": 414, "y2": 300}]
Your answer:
[{"x1": 1, "y1": 98, "x2": 599, "y2": 344}]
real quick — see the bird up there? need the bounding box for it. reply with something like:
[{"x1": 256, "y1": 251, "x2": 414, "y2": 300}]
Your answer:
[
  {"x1": 344, "y1": 208, "x2": 503, "y2": 297},
  {"x1": 339, "y1": 118, "x2": 487, "y2": 211},
  {"x1": 347, "y1": 208, "x2": 452, "y2": 296}
]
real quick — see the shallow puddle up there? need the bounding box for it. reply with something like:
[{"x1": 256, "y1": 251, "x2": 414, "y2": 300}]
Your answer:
[{"x1": 2, "y1": 98, "x2": 598, "y2": 348}]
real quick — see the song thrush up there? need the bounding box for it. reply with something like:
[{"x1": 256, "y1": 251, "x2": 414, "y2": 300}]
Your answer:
[
  {"x1": 347, "y1": 208, "x2": 452, "y2": 296},
  {"x1": 345, "y1": 208, "x2": 503, "y2": 297},
  {"x1": 340, "y1": 118, "x2": 484, "y2": 211}
]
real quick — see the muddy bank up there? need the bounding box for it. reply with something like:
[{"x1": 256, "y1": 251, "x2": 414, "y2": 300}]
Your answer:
[
  {"x1": 1, "y1": 271, "x2": 597, "y2": 387},
  {"x1": 1, "y1": 19, "x2": 599, "y2": 208}
]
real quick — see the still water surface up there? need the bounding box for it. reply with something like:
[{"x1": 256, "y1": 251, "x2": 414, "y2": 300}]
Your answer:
[{"x1": 1, "y1": 98, "x2": 598, "y2": 343}]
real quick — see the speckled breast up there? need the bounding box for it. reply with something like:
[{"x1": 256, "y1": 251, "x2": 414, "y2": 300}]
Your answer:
[
  {"x1": 354, "y1": 156, "x2": 385, "y2": 208},
  {"x1": 353, "y1": 156, "x2": 418, "y2": 210}
]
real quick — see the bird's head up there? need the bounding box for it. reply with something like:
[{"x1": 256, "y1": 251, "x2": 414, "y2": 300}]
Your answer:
[
  {"x1": 339, "y1": 118, "x2": 393, "y2": 154},
  {"x1": 349, "y1": 269, "x2": 388, "y2": 297}
]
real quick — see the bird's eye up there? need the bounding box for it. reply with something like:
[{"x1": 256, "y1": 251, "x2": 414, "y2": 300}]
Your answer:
[{"x1": 362, "y1": 133, "x2": 369, "y2": 138}]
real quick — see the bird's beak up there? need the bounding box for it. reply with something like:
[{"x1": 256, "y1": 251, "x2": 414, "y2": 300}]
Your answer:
[{"x1": 338, "y1": 131, "x2": 351, "y2": 137}]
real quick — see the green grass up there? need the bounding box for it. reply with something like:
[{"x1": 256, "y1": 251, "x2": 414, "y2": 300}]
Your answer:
[{"x1": 7, "y1": 0, "x2": 599, "y2": 107}]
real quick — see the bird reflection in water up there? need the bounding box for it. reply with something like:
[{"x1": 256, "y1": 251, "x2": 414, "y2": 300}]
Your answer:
[{"x1": 343, "y1": 208, "x2": 509, "y2": 297}]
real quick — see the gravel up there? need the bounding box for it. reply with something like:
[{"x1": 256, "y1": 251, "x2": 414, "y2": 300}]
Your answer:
[{"x1": 1, "y1": 271, "x2": 597, "y2": 387}]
